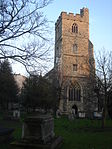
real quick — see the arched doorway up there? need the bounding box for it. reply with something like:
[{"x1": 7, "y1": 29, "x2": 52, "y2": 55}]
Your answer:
[{"x1": 72, "y1": 104, "x2": 78, "y2": 115}]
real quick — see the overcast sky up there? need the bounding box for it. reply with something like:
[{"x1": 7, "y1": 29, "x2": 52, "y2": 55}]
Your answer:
[{"x1": 13, "y1": 0, "x2": 112, "y2": 75}]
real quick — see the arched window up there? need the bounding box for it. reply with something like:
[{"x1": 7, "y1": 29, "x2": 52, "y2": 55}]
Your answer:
[
  {"x1": 73, "y1": 44, "x2": 78, "y2": 53},
  {"x1": 72, "y1": 23, "x2": 78, "y2": 33},
  {"x1": 69, "y1": 83, "x2": 81, "y2": 101},
  {"x1": 73, "y1": 64, "x2": 77, "y2": 71}
]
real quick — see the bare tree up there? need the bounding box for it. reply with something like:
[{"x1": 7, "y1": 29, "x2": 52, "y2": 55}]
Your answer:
[
  {"x1": 0, "y1": 0, "x2": 53, "y2": 73},
  {"x1": 95, "y1": 50, "x2": 112, "y2": 128},
  {"x1": 82, "y1": 49, "x2": 112, "y2": 126}
]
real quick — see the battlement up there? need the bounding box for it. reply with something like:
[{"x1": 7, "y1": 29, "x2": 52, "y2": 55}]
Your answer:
[{"x1": 55, "y1": 7, "x2": 89, "y2": 26}]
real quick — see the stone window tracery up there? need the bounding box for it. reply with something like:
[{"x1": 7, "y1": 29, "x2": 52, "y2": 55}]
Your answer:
[
  {"x1": 69, "y1": 83, "x2": 81, "y2": 101},
  {"x1": 72, "y1": 23, "x2": 78, "y2": 33},
  {"x1": 73, "y1": 44, "x2": 78, "y2": 53}
]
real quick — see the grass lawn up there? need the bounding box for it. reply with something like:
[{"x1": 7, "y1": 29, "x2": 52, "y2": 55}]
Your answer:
[
  {"x1": 0, "y1": 117, "x2": 112, "y2": 149},
  {"x1": 55, "y1": 118, "x2": 112, "y2": 149}
]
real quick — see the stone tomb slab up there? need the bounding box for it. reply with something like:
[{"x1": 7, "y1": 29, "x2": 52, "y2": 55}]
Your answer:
[
  {"x1": 22, "y1": 115, "x2": 55, "y2": 143},
  {"x1": 11, "y1": 114, "x2": 63, "y2": 149}
]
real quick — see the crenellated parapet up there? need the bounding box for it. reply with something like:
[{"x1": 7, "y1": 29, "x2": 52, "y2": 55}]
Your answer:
[{"x1": 55, "y1": 8, "x2": 89, "y2": 27}]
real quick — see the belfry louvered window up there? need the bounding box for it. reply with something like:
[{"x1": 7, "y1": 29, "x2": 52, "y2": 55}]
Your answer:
[{"x1": 72, "y1": 23, "x2": 78, "y2": 33}]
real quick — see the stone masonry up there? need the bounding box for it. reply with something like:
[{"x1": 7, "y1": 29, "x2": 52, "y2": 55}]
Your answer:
[{"x1": 54, "y1": 8, "x2": 97, "y2": 117}]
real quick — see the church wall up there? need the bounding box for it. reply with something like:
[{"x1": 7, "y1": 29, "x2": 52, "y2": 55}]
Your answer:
[{"x1": 54, "y1": 8, "x2": 97, "y2": 117}]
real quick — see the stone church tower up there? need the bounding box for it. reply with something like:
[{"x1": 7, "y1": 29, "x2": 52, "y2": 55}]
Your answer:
[{"x1": 54, "y1": 8, "x2": 97, "y2": 117}]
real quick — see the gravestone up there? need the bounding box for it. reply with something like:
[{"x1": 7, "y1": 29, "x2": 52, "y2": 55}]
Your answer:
[
  {"x1": 13, "y1": 109, "x2": 20, "y2": 120},
  {"x1": 11, "y1": 114, "x2": 62, "y2": 149},
  {"x1": 68, "y1": 113, "x2": 74, "y2": 120},
  {"x1": 94, "y1": 111, "x2": 102, "y2": 119},
  {"x1": 79, "y1": 112, "x2": 85, "y2": 118},
  {"x1": 56, "y1": 109, "x2": 61, "y2": 118}
]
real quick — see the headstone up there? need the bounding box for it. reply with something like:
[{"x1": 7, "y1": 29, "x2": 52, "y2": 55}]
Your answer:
[
  {"x1": 56, "y1": 109, "x2": 61, "y2": 118},
  {"x1": 68, "y1": 109, "x2": 75, "y2": 120},
  {"x1": 94, "y1": 111, "x2": 102, "y2": 118},
  {"x1": 68, "y1": 113, "x2": 74, "y2": 120},
  {"x1": 13, "y1": 110, "x2": 20, "y2": 119},
  {"x1": 79, "y1": 112, "x2": 85, "y2": 118}
]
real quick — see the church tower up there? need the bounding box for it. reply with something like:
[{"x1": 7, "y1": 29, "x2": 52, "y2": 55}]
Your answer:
[{"x1": 54, "y1": 8, "x2": 97, "y2": 117}]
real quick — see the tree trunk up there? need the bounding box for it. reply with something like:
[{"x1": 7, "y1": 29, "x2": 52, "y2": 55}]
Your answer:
[
  {"x1": 101, "y1": 97, "x2": 108, "y2": 128},
  {"x1": 102, "y1": 108, "x2": 105, "y2": 128}
]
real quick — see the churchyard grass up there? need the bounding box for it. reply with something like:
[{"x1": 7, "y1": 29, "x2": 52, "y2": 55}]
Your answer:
[
  {"x1": 54, "y1": 117, "x2": 112, "y2": 149},
  {"x1": 0, "y1": 116, "x2": 112, "y2": 149}
]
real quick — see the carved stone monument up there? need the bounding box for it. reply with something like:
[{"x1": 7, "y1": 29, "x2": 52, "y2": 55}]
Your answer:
[
  {"x1": 11, "y1": 114, "x2": 62, "y2": 149},
  {"x1": 13, "y1": 109, "x2": 20, "y2": 120},
  {"x1": 22, "y1": 115, "x2": 55, "y2": 143}
]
